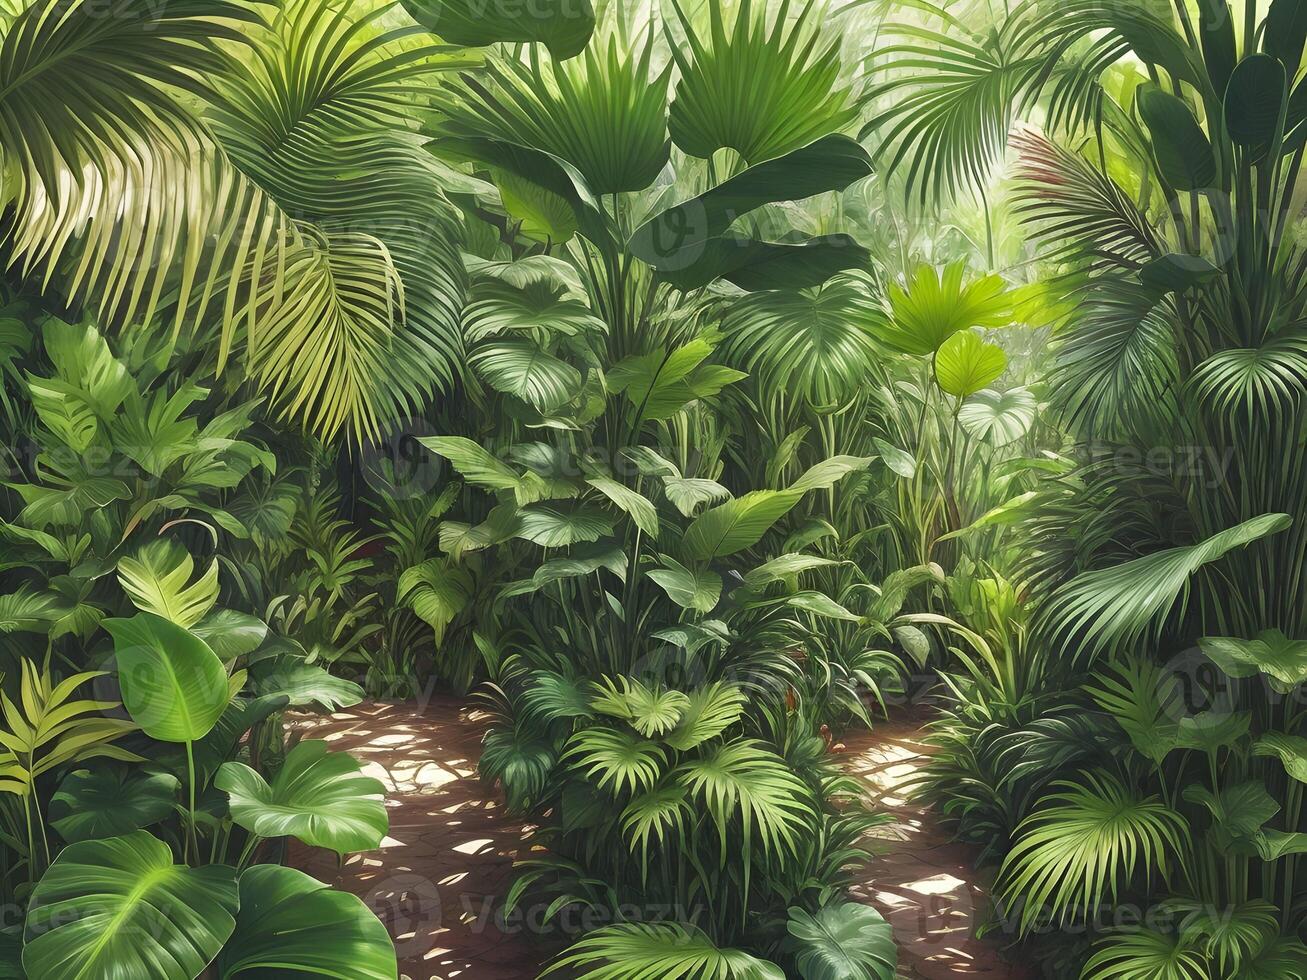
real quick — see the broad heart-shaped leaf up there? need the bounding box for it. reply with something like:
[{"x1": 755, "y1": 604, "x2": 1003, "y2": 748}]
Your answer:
[
  {"x1": 216, "y1": 739, "x2": 387, "y2": 855},
  {"x1": 217, "y1": 865, "x2": 397, "y2": 979},
  {"x1": 23, "y1": 831, "x2": 238, "y2": 980},
  {"x1": 116, "y1": 537, "x2": 218, "y2": 629},
  {"x1": 400, "y1": 0, "x2": 593, "y2": 58},
  {"x1": 515, "y1": 504, "x2": 615, "y2": 547},
  {"x1": 1138, "y1": 84, "x2": 1218, "y2": 190},
  {"x1": 786, "y1": 902, "x2": 896, "y2": 980},
  {"x1": 648, "y1": 557, "x2": 722, "y2": 612},
  {"x1": 935, "y1": 331, "x2": 1007, "y2": 397},
  {"x1": 959, "y1": 388, "x2": 1037, "y2": 445},
  {"x1": 50, "y1": 766, "x2": 180, "y2": 843},
  {"x1": 104, "y1": 613, "x2": 229, "y2": 743},
  {"x1": 1225, "y1": 54, "x2": 1288, "y2": 162},
  {"x1": 682, "y1": 489, "x2": 804, "y2": 560},
  {"x1": 628, "y1": 136, "x2": 872, "y2": 290},
  {"x1": 1254, "y1": 733, "x2": 1307, "y2": 783},
  {"x1": 469, "y1": 340, "x2": 582, "y2": 412},
  {"x1": 1200, "y1": 629, "x2": 1307, "y2": 693}
]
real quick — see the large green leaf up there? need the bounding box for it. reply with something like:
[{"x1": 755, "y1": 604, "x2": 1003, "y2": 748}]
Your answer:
[
  {"x1": 401, "y1": 0, "x2": 594, "y2": 59},
  {"x1": 935, "y1": 331, "x2": 1007, "y2": 397},
  {"x1": 250, "y1": 657, "x2": 364, "y2": 712},
  {"x1": 628, "y1": 135, "x2": 873, "y2": 290},
  {"x1": 648, "y1": 558, "x2": 722, "y2": 612},
  {"x1": 1225, "y1": 54, "x2": 1288, "y2": 162},
  {"x1": 218, "y1": 865, "x2": 397, "y2": 979},
  {"x1": 192, "y1": 609, "x2": 268, "y2": 662},
  {"x1": 1265, "y1": 0, "x2": 1307, "y2": 80},
  {"x1": 104, "y1": 613, "x2": 230, "y2": 743},
  {"x1": 216, "y1": 739, "x2": 387, "y2": 855},
  {"x1": 786, "y1": 903, "x2": 896, "y2": 980},
  {"x1": 1044, "y1": 514, "x2": 1292, "y2": 663},
  {"x1": 1138, "y1": 84, "x2": 1218, "y2": 190},
  {"x1": 515, "y1": 504, "x2": 615, "y2": 547},
  {"x1": 469, "y1": 340, "x2": 582, "y2": 412},
  {"x1": 608, "y1": 339, "x2": 746, "y2": 421},
  {"x1": 23, "y1": 831, "x2": 238, "y2": 980},
  {"x1": 116, "y1": 538, "x2": 219, "y2": 629},
  {"x1": 666, "y1": 0, "x2": 857, "y2": 165},
  {"x1": 25, "y1": 319, "x2": 133, "y2": 453},
  {"x1": 397, "y1": 559, "x2": 473, "y2": 643},
  {"x1": 1253, "y1": 733, "x2": 1307, "y2": 783},
  {"x1": 878, "y1": 262, "x2": 1013, "y2": 356},
  {"x1": 587, "y1": 477, "x2": 659, "y2": 536},
  {"x1": 682, "y1": 490, "x2": 804, "y2": 560},
  {"x1": 959, "y1": 388, "x2": 1037, "y2": 445},
  {"x1": 547, "y1": 922, "x2": 784, "y2": 980},
  {"x1": 1200, "y1": 630, "x2": 1307, "y2": 693},
  {"x1": 50, "y1": 767, "x2": 180, "y2": 843}
]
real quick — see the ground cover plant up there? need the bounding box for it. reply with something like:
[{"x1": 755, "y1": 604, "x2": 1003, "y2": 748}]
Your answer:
[{"x1": 0, "y1": 0, "x2": 1305, "y2": 978}]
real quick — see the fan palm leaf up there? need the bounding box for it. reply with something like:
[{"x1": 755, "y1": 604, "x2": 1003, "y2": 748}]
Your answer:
[
  {"x1": 999, "y1": 770, "x2": 1190, "y2": 934},
  {"x1": 545, "y1": 922, "x2": 783, "y2": 980}
]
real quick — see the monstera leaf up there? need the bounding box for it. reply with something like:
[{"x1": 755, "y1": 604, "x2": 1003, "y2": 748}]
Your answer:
[
  {"x1": 217, "y1": 865, "x2": 398, "y2": 979},
  {"x1": 50, "y1": 767, "x2": 180, "y2": 843},
  {"x1": 23, "y1": 831, "x2": 238, "y2": 980},
  {"x1": 103, "y1": 613, "x2": 229, "y2": 743},
  {"x1": 216, "y1": 739, "x2": 387, "y2": 854},
  {"x1": 785, "y1": 902, "x2": 896, "y2": 980},
  {"x1": 935, "y1": 331, "x2": 1007, "y2": 397},
  {"x1": 1200, "y1": 630, "x2": 1307, "y2": 693}
]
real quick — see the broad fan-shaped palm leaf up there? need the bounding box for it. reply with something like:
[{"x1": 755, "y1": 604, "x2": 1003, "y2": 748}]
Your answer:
[
  {"x1": 564, "y1": 727, "x2": 667, "y2": 796},
  {"x1": 999, "y1": 770, "x2": 1189, "y2": 934},
  {"x1": 432, "y1": 27, "x2": 670, "y2": 195},
  {"x1": 720, "y1": 276, "x2": 888, "y2": 405},
  {"x1": 667, "y1": 0, "x2": 857, "y2": 166},
  {"x1": 545, "y1": 922, "x2": 784, "y2": 980},
  {"x1": 878, "y1": 262, "x2": 1014, "y2": 356},
  {"x1": 1083, "y1": 928, "x2": 1209, "y2": 980}
]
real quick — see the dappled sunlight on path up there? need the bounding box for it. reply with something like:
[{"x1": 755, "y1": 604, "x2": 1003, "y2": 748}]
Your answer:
[
  {"x1": 289, "y1": 699, "x2": 551, "y2": 980},
  {"x1": 844, "y1": 712, "x2": 1032, "y2": 980}
]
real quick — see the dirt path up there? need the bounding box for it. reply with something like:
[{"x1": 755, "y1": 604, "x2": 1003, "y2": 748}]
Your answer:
[
  {"x1": 843, "y1": 712, "x2": 1032, "y2": 979},
  {"x1": 290, "y1": 699, "x2": 549, "y2": 980},
  {"x1": 290, "y1": 701, "x2": 1029, "y2": 980}
]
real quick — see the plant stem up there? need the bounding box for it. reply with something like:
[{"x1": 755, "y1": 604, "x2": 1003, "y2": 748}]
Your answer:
[{"x1": 185, "y1": 739, "x2": 198, "y2": 865}]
